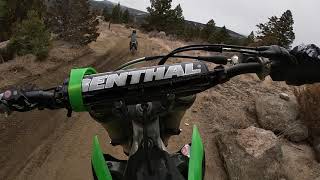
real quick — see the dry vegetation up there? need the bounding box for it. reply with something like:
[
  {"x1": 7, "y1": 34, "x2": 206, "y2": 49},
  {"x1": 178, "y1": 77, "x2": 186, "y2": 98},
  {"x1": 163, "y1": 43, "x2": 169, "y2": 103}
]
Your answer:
[{"x1": 295, "y1": 84, "x2": 320, "y2": 130}]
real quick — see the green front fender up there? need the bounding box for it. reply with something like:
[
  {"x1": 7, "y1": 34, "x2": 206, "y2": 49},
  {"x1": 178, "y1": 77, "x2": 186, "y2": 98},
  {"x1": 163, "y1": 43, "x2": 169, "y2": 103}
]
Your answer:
[
  {"x1": 188, "y1": 125, "x2": 205, "y2": 180},
  {"x1": 92, "y1": 136, "x2": 113, "y2": 180}
]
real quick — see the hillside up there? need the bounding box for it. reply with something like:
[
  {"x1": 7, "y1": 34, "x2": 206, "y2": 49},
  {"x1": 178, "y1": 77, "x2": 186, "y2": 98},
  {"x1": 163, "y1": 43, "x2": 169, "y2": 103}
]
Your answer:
[{"x1": 89, "y1": 0, "x2": 245, "y2": 39}]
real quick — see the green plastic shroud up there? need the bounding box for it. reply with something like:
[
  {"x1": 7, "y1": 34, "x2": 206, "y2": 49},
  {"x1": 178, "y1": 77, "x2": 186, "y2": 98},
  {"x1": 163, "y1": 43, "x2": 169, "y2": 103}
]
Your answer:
[
  {"x1": 92, "y1": 136, "x2": 113, "y2": 180},
  {"x1": 68, "y1": 67, "x2": 97, "y2": 112},
  {"x1": 188, "y1": 125, "x2": 204, "y2": 180},
  {"x1": 91, "y1": 126, "x2": 204, "y2": 180}
]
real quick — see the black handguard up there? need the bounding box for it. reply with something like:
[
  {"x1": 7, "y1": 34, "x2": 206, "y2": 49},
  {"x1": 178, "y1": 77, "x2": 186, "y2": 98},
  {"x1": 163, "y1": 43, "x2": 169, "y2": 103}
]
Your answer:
[
  {"x1": 262, "y1": 44, "x2": 320, "y2": 85},
  {"x1": 0, "y1": 86, "x2": 67, "y2": 114},
  {"x1": 286, "y1": 44, "x2": 320, "y2": 85},
  {"x1": 0, "y1": 89, "x2": 36, "y2": 113}
]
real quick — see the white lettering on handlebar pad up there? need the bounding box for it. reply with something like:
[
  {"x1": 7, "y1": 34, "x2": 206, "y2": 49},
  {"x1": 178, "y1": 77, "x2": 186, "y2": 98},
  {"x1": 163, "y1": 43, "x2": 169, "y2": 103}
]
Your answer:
[{"x1": 82, "y1": 63, "x2": 202, "y2": 92}]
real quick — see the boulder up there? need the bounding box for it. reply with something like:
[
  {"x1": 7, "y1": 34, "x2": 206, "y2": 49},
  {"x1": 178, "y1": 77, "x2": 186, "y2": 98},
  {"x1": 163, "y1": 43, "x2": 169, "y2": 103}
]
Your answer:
[
  {"x1": 217, "y1": 126, "x2": 286, "y2": 180},
  {"x1": 148, "y1": 31, "x2": 166, "y2": 39},
  {"x1": 255, "y1": 95, "x2": 308, "y2": 142},
  {"x1": 281, "y1": 142, "x2": 320, "y2": 180},
  {"x1": 158, "y1": 31, "x2": 166, "y2": 38},
  {"x1": 148, "y1": 31, "x2": 158, "y2": 38},
  {"x1": 0, "y1": 40, "x2": 12, "y2": 62}
]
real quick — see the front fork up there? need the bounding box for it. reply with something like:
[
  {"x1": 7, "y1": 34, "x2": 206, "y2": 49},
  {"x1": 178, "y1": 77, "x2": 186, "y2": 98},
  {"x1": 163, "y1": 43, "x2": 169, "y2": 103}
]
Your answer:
[{"x1": 130, "y1": 103, "x2": 167, "y2": 156}]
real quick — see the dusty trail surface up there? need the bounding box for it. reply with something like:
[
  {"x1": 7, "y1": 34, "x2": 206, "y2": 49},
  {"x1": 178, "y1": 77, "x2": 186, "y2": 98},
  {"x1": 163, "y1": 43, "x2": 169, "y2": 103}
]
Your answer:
[{"x1": 0, "y1": 23, "x2": 293, "y2": 180}]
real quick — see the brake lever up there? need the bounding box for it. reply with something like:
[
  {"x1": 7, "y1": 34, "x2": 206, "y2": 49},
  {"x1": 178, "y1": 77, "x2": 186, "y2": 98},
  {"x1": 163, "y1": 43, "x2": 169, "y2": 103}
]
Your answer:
[
  {"x1": 257, "y1": 45, "x2": 298, "y2": 65},
  {"x1": 256, "y1": 57, "x2": 271, "y2": 80}
]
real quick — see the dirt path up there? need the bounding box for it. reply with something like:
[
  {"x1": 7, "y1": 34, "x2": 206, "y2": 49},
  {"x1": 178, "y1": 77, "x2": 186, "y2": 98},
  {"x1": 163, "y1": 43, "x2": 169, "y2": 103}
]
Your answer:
[
  {"x1": 0, "y1": 23, "x2": 293, "y2": 180},
  {"x1": 0, "y1": 24, "x2": 169, "y2": 180}
]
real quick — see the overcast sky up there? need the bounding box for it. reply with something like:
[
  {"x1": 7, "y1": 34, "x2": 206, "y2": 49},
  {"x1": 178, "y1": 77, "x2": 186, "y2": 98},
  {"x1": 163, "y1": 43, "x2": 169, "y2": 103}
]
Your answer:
[{"x1": 97, "y1": 0, "x2": 319, "y2": 47}]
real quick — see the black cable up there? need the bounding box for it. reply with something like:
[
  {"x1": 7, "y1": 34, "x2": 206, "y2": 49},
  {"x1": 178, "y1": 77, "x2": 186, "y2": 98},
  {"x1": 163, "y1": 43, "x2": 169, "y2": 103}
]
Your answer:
[
  {"x1": 157, "y1": 44, "x2": 261, "y2": 65},
  {"x1": 117, "y1": 55, "x2": 200, "y2": 70},
  {"x1": 158, "y1": 46, "x2": 223, "y2": 65},
  {"x1": 117, "y1": 44, "x2": 263, "y2": 70},
  {"x1": 169, "y1": 44, "x2": 259, "y2": 55}
]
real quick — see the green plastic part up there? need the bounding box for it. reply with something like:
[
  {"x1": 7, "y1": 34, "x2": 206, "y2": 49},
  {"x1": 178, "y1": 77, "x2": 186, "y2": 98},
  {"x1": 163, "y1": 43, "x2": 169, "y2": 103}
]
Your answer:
[
  {"x1": 68, "y1": 67, "x2": 97, "y2": 112},
  {"x1": 92, "y1": 136, "x2": 113, "y2": 180},
  {"x1": 188, "y1": 125, "x2": 204, "y2": 180}
]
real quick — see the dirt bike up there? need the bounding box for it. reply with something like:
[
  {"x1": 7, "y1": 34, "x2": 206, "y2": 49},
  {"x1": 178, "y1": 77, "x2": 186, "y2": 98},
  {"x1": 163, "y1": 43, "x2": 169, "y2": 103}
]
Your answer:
[
  {"x1": 0, "y1": 44, "x2": 296, "y2": 180},
  {"x1": 130, "y1": 41, "x2": 138, "y2": 55}
]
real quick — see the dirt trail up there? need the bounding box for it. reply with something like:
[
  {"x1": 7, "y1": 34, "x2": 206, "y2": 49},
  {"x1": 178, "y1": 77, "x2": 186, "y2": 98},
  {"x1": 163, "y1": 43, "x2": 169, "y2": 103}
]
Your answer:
[
  {"x1": 0, "y1": 22, "x2": 293, "y2": 180},
  {"x1": 0, "y1": 23, "x2": 171, "y2": 180}
]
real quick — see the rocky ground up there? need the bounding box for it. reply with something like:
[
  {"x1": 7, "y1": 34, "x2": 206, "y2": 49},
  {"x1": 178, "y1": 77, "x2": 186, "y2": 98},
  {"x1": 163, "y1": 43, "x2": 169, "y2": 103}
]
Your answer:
[{"x1": 0, "y1": 22, "x2": 319, "y2": 180}]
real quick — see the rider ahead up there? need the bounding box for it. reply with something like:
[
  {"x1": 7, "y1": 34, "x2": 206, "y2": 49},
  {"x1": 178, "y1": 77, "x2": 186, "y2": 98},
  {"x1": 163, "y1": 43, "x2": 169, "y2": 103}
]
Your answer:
[{"x1": 129, "y1": 30, "x2": 138, "y2": 52}]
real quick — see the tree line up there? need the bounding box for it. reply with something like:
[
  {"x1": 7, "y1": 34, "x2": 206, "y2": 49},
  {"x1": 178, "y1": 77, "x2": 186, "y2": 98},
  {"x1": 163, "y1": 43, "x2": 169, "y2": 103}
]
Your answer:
[
  {"x1": 142, "y1": 0, "x2": 295, "y2": 48},
  {"x1": 0, "y1": 0, "x2": 295, "y2": 62},
  {"x1": 0, "y1": 0, "x2": 99, "y2": 61},
  {"x1": 102, "y1": 3, "x2": 131, "y2": 24}
]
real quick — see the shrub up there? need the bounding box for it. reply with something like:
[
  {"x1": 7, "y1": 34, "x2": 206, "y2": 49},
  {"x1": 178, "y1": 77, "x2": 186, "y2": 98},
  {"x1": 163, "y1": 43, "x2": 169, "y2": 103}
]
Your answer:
[
  {"x1": 8, "y1": 10, "x2": 50, "y2": 60},
  {"x1": 294, "y1": 84, "x2": 320, "y2": 130}
]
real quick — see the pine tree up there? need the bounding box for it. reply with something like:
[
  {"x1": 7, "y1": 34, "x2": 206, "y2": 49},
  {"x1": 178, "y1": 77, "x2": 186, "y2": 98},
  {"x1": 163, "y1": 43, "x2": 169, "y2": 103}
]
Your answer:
[
  {"x1": 9, "y1": 10, "x2": 50, "y2": 60},
  {"x1": 256, "y1": 10, "x2": 295, "y2": 48},
  {"x1": 201, "y1": 19, "x2": 216, "y2": 40},
  {"x1": 0, "y1": 0, "x2": 7, "y2": 18},
  {"x1": 111, "y1": 3, "x2": 122, "y2": 23},
  {"x1": 146, "y1": 0, "x2": 173, "y2": 31},
  {"x1": 103, "y1": 7, "x2": 111, "y2": 21},
  {"x1": 0, "y1": 0, "x2": 8, "y2": 41},
  {"x1": 170, "y1": 4, "x2": 184, "y2": 34},
  {"x1": 278, "y1": 10, "x2": 295, "y2": 48},
  {"x1": 212, "y1": 26, "x2": 230, "y2": 44},
  {"x1": 122, "y1": 9, "x2": 130, "y2": 23},
  {"x1": 48, "y1": 0, "x2": 99, "y2": 45},
  {"x1": 244, "y1": 31, "x2": 255, "y2": 45},
  {"x1": 0, "y1": 0, "x2": 46, "y2": 41}
]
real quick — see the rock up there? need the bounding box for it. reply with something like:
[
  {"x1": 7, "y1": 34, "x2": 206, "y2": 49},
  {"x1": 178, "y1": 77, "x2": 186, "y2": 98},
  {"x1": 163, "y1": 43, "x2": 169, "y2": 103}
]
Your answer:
[
  {"x1": 217, "y1": 126, "x2": 286, "y2": 180},
  {"x1": 148, "y1": 31, "x2": 158, "y2": 38},
  {"x1": 255, "y1": 95, "x2": 308, "y2": 142},
  {"x1": 279, "y1": 93, "x2": 290, "y2": 101},
  {"x1": 236, "y1": 126, "x2": 278, "y2": 158},
  {"x1": 158, "y1": 31, "x2": 166, "y2": 38},
  {"x1": 312, "y1": 134, "x2": 320, "y2": 162},
  {"x1": 0, "y1": 40, "x2": 9, "y2": 49},
  {"x1": 0, "y1": 40, "x2": 13, "y2": 62},
  {"x1": 281, "y1": 142, "x2": 320, "y2": 180}
]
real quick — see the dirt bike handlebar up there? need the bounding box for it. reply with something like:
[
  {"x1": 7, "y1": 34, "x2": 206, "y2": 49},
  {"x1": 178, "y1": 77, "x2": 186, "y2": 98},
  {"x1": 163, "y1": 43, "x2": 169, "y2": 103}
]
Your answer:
[
  {"x1": 0, "y1": 62, "x2": 263, "y2": 115},
  {"x1": 0, "y1": 44, "x2": 290, "y2": 115}
]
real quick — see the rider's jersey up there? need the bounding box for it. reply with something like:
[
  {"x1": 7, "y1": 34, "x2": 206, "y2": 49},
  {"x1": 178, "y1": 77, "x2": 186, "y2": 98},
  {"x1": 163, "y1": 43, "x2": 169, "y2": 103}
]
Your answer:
[{"x1": 131, "y1": 33, "x2": 137, "y2": 43}]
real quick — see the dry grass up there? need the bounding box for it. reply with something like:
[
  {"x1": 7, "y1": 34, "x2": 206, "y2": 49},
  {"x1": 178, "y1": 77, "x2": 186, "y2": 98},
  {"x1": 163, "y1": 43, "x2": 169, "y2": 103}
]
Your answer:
[{"x1": 294, "y1": 84, "x2": 320, "y2": 129}]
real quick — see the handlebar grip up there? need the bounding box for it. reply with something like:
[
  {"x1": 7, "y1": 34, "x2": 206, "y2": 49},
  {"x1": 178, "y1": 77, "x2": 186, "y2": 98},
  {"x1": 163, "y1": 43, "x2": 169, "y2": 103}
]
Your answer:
[
  {"x1": 198, "y1": 56, "x2": 228, "y2": 65},
  {"x1": 226, "y1": 63, "x2": 262, "y2": 78},
  {"x1": 24, "y1": 91, "x2": 63, "y2": 109},
  {"x1": 25, "y1": 91, "x2": 55, "y2": 100}
]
